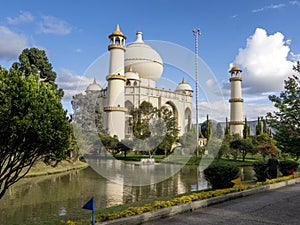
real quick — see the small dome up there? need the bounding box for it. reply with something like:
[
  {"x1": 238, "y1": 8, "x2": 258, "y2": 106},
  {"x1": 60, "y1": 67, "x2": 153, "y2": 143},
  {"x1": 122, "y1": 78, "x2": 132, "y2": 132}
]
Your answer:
[
  {"x1": 125, "y1": 65, "x2": 140, "y2": 80},
  {"x1": 176, "y1": 78, "x2": 193, "y2": 92},
  {"x1": 86, "y1": 79, "x2": 101, "y2": 92},
  {"x1": 125, "y1": 32, "x2": 163, "y2": 81}
]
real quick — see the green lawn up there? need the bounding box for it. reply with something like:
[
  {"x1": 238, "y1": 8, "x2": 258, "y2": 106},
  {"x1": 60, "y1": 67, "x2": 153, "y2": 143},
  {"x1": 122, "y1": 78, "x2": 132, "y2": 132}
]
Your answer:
[{"x1": 114, "y1": 151, "x2": 267, "y2": 167}]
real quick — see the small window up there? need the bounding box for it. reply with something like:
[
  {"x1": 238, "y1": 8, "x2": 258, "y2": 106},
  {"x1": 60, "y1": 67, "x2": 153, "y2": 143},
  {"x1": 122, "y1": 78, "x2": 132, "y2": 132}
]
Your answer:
[
  {"x1": 126, "y1": 80, "x2": 131, "y2": 86},
  {"x1": 134, "y1": 81, "x2": 137, "y2": 86}
]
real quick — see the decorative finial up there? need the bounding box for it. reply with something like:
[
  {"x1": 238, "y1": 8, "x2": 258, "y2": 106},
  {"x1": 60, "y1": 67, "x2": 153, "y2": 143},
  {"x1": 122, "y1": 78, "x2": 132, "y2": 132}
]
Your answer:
[
  {"x1": 181, "y1": 78, "x2": 186, "y2": 84},
  {"x1": 229, "y1": 64, "x2": 242, "y2": 75},
  {"x1": 93, "y1": 78, "x2": 96, "y2": 84},
  {"x1": 127, "y1": 65, "x2": 133, "y2": 72},
  {"x1": 112, "y1": 24, "x2": 124, "y2": 36},
  {"x1": 135, "y1": 32, "x2": 143, "y2": 43}
]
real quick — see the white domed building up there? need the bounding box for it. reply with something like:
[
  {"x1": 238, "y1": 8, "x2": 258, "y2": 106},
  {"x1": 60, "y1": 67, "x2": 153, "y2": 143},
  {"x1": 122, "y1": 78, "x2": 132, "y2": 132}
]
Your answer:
[{"x1": 82, "y1": 25, "x2": 193, "y2": 140}]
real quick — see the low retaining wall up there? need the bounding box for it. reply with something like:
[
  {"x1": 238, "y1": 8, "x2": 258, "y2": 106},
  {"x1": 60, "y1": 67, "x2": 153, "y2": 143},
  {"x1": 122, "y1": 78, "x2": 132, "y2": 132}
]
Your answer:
[{"x1": 97, "y1": 177, "x2": 300, "y2": 225}]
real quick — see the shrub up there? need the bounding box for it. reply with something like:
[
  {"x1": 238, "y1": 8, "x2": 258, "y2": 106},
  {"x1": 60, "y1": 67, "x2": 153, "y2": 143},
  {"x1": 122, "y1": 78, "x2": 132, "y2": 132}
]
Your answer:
[
  {"x1": 279, "y1": 160, "x2": 299, "y2": 176},
  {"x1": 253, "y1": 161, "x2": 269, "y2": 181},
  {"x1": 204, "y1": 163, "x2": 239, "y2": 189}
]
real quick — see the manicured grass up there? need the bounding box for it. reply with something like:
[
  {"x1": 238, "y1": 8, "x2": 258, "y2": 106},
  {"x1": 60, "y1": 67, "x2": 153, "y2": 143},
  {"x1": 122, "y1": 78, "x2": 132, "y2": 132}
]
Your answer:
[
  {"x1": 25, "y1": 160, "x2": 89, "y2": 177},
  {"x1": 114, "y1": 152, "x2": 263, "y2": 167}
]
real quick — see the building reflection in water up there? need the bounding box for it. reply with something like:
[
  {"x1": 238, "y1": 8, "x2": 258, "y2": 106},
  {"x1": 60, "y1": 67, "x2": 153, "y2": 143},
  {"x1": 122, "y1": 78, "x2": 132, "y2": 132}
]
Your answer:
[{"x1": 0, "y1": 160, "x2": 230, "y2": 225}]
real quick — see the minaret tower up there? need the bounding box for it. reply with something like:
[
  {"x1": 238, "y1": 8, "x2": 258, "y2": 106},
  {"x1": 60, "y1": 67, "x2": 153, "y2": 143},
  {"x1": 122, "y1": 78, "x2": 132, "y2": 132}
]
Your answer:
[
  {"x1": 104, "y1": 25, "x2": 127, "y2": 140},
  {"x1": 229, "y1": 64, "x2": 244, "y2": 136}
]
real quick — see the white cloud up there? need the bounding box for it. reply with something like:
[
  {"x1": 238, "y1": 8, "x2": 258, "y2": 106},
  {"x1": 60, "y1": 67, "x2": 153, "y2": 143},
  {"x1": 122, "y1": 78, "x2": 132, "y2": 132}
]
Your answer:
[
  {"x1": 6, "y1": 11, "x2": 34, "y2": 25},
  {"x1": 290, "y1": 52, "x2": 300, "y2": 61},
  {"x1": 243, "y1": 103, "x2": 276, "y2": 120},
  {"x1": 38, "y1": 16, "x2": 72, "y2": 35},
  {"x1": 57, "y1": 68, "x2": 101, "y2": 101},
  {"x1": 0, "y1": 26, "x2": 28, "y2": 60},
  {"x1": 252, "y1": 8, "x2": 264, "y2": 13},
  {"x1": 197, "y1": 100, "x2": 228, "y2": 122},
  {"x1": 290, "y1": 1, "x2": 300, "y2": 6},
  {"x1": 233, "y1": 28, "x2": 295, "y2": 94},
  {"x1": 252, "y1": 3, "x2": 286, "y2": 13},
  {"x1": 197, "y1": 99, "x2": 275, "y2": 122},
  {"x1": 205, "y1": 79, "x2": 216, "y2": 87}
]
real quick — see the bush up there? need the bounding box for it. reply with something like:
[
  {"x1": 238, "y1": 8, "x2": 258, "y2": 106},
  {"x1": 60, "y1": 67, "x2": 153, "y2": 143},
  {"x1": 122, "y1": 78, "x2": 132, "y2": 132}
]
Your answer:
[
  {"x1": 253, "y1": 161, "x2": 269, "y2": 181},
  {"x1": 204, "y1": 163, "x2": 239, "y2": 189},
  {"x1": 279, "y1": 160, "x2": 299, "y2": 176}
]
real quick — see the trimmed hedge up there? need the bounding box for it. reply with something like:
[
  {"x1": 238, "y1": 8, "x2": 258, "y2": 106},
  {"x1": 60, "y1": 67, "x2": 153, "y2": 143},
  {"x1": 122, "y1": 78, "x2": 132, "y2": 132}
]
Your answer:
[
  {"x1": 204, "y1": 163, "x2": 240, "y2": 189},
  {"x1": 253, "y1": 161, "x2": 269, "y2": 182},
  {"x1": 279, "y1": 160, "x2": 299, "y2": 176}
]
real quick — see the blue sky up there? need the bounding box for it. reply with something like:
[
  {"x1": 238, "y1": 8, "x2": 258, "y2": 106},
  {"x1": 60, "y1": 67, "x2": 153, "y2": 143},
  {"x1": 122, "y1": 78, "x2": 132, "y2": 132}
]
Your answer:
[{"x1": 0, "y1": 0, "x2": 299, "y2": 121}]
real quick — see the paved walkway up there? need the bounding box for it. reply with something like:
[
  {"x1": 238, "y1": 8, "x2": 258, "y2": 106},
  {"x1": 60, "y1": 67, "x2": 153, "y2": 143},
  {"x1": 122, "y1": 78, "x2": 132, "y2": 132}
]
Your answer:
[{"x1": 143, "y1": 183, "x2": 300, "y2": 225}]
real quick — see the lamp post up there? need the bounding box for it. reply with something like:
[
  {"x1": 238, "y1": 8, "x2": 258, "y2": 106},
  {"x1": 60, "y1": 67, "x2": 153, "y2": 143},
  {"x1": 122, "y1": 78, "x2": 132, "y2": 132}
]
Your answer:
[{"x1": 193, "y1": 28, "x2": 200, "y2": 156}]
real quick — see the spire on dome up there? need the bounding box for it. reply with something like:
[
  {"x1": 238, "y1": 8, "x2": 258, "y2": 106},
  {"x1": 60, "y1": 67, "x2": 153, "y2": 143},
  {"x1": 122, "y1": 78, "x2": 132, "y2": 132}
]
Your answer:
[
  {"x1": 135, "y1": 32, "x2": 144, "y2": 43},
  {"x1": 93, "y1": 78, "x2": 97, "y2": 84},
  {"x1": 109, "y1": 24, "x2": 126, "y2": 40},
  {"x1": 127, "y1": 65, "x2": 134, "y2": 72},
  {"x1": 112, "y1": 24, "x2": 123, "y2": 35},
  {"x1": 181, "y1": 78, "x2": 186, "y2": 84}
]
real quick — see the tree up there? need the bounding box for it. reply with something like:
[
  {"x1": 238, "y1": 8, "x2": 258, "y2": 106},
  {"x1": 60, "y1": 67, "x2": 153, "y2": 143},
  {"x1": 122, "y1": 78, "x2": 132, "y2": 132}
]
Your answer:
[
  {"x1": 131, "y1": 101, "x2": 156, "y2": 140},
  {"x1": 256, "y1": 116, "x2": 262, "y2": 135},
  {"x1": 230, "y1": 138, "x2": 256, "y2": 161},
  {"x1": 224, "y1": 117, "x2": 230, "y2": 137},
  {"x1": 214, "y1": 122, "x2": 223, "y2": 139},
  {"x1": 204, "y1": 114, "x2": 212, "y2": 140},
  {"x1": 243, "y1": 117, "x2": 250, "y2": 139},
  {"x1": 130, "y1": 102, "x2": 179, "y2": 157},
  {"x1": 72, "y1": 92, "x2": 104, "y2": 136},
  {"x1": 253, "y1": 133, "x2": 279, "y2": 160},
  {"x1": 157, "y1": 106, "x2": 179, "y2": 156},
  {"x1": 0, "y1": 67, "x2": 70, "y2": 199},
  {"x1": 11, "y1": 48, "x2": 64, "y2": 98},
  {"x1": 262, "y1": 118, "x2": 268, "y2": 134},
  {"x1": 267, "y1": 61, "x2": 300, "y2": 159},
  {"x1": 219, "y1": 139, "x2": 231, "y2": 159}
]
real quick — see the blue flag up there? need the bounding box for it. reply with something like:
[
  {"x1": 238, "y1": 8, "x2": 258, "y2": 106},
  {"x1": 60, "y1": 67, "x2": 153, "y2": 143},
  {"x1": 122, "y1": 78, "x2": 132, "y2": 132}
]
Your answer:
[{"x1": 82, "y1": 197, "x2": 94, "y2": 211}]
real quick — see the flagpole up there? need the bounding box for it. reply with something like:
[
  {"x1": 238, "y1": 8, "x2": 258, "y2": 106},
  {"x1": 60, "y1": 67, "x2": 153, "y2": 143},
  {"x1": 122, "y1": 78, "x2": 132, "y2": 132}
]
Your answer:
[
  {"x1": 193, "y1": 28, "x2": 200, "y2": 156},
  {"x1": 82, "y1": 197, "x2": 95, "y2": 225},
  {"x1": 92, "y1": 209, "x2": 95, "y2": 225}
]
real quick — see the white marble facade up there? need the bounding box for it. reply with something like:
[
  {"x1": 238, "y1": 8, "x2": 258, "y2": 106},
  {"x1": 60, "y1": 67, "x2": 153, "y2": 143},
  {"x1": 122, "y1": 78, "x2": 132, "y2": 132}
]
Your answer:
[{"x1": 85, "y1": 25, "x2": 193, "y2": 140}]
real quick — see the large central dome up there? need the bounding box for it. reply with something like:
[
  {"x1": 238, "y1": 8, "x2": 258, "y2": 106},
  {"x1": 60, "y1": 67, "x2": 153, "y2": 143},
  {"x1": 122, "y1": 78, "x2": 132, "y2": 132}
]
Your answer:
[{"x1": 124, "y1": 32, "x2": 163, "y2": 81}]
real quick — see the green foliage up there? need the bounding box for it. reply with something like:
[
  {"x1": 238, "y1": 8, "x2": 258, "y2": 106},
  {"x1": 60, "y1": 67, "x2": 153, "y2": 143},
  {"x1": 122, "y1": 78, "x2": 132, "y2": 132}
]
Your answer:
[
  {"x1": 256, "y1": 116, "x2": 262, "y2": 135},
  {"x1": 130, "y1": 102, "x2": 179, "y2": 156},
  {"x1": 263, "y1": 119, "x2": 267, "y2": 134},
  {"x1": 0, "y1": 67, "x2": 70, "y2": 198},
  {"x1": 178, "y1": 130, "x2": 197, "y2": 154},
  {"x1": 219, "y1": 139, "x2": 231, "y2": 159},
  {"x1": 243, "y1": 117, "x2": 250, "y2": 139},
  {"x1": 214, "y1": 122, "x2": 223, "y2": 139},
  {"x1": 204, "y1": 114, "x2": 212, "y2": 140},
  {"x1": 72, "y1": 92, "x2": 104, "y2": 136},
  {"x1": 131, "y1": 101, "x2": 156, "y2": 139},
  {"x1": 204, "y1": 163, "x2": 239, "y2": 189},
  {"x1": 11, "y1": 47, "x2": 63, "y2": 98},
  {"x1": 254, "y1": 133, "x2": 279, "y2": 160},
  {"x1": 224, "y1": 117, "x2": 230, "y2": 136},
  {"x1": 230, "y1": 138, "x2": 256, "y2": 162},
  {"x1": 205, "y1": 138, "x2": 222, "y2": 158},
  {"x1": 253, "y1": 161, "x2": 269, "y2": 181},
  {"x1": 279, "y1": 160, "x2": 299, "y2": 176},
  {"x1": 267, "y1": 61, "x2": 300, "y2": 158},
  {"x1": 158, "y1": 106, "x2": 179, "y2": 155},
  {"x1": 100, "y1": 134, "x2": 119, "y2": 153}
]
